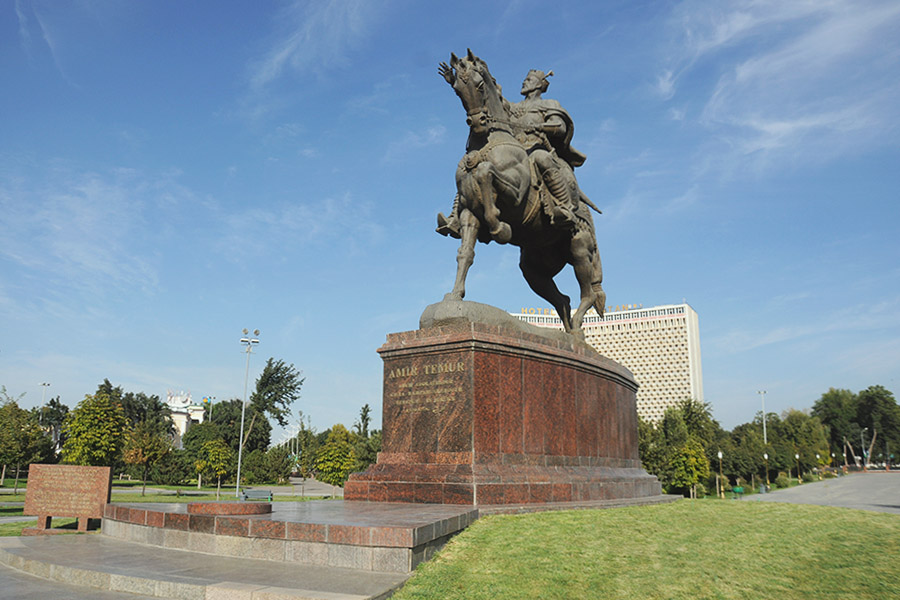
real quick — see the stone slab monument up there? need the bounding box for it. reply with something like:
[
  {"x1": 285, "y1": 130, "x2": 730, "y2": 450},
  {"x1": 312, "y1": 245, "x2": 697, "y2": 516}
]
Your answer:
[
  {"x1": 23, "y1": 464, "x2": 112, "y2": 533},
  {"x1": 345, "y1": 50, "x2": 662, "y2": 506}
]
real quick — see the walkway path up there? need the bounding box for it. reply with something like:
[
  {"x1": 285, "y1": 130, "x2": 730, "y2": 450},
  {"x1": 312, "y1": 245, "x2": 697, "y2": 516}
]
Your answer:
[{"x1": 743, "y1": 472, "x2": 900, "y2": 514}]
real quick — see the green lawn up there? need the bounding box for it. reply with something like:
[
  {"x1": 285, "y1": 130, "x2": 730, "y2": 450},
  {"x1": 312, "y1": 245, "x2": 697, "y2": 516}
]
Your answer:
[
  {"x1": 394, "y1": 501, "x2": 900, "y2": 600},
  {"x1": 0, "y1": 518, "x2": 78, "y2": 537}
]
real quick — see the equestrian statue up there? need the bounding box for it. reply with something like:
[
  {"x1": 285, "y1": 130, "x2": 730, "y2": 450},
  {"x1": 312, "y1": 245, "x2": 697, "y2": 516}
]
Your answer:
[{"x1": 435, "y1": 49, "x2": 605, "y2": 335}]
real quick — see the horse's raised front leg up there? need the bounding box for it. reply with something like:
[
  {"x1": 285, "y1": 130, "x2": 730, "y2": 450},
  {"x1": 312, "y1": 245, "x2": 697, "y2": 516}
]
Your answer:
[
  {"x1": 444, "y1": 207, "x2": 479, "y2": 301},
  {"x1": 473, "y1": 162, "x2": 511, "y2": 244}
]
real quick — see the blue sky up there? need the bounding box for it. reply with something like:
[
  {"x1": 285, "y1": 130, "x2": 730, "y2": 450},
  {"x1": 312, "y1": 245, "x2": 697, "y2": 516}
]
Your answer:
[{"x1": 2, "y1": 0, "x2": 898, "y2": 441}]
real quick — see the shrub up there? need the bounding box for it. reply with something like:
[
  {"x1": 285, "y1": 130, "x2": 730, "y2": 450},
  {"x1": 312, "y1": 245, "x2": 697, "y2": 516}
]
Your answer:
[
  {"x1": 802, "y1": 472, "x2": 816, "y2": 483},
  {"x1": 823, "y1": 470, "x2": 837, "y2": 479},
  {"x1": 775, "y1": 473, "x2": 791, "y2": 489},
  {"x1": 694, "y1": 483, "x2": 707, "y2": 498},
  {"x1": 150, "y1": 449, "x2": 191, "y2": 486}
]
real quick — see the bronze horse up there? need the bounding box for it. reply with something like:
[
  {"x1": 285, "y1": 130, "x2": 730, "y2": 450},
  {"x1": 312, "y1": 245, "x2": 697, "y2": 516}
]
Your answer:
[{"x1": 439, "y1": 50, "x2": 605, "y2": 334}]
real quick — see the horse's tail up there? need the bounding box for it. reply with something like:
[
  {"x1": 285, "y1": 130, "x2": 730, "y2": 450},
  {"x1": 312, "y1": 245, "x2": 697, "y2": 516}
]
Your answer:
[{"x1": 590, "y1": 238, "x2": 605, "y2": 318}]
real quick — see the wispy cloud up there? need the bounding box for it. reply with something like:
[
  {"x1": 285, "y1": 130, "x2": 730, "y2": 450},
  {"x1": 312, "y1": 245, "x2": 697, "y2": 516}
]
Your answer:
[
  {"x1": 0, "y1": 164, "x2": 194, "y2": 305},
  {"x1": 217, "y1": 192, "x2": 384, "y2": 262},
  {"x1": 709, "y1": 295, "x2": 900, "y2": 355},
  {"x1": 384, "y1": 125, "x2": 446, "y2": 161},
  {"x1": 248, "y1": 0, "x2": 380, "y2": 90},
  {"x1": 660, "y1": 1, "x2": 900, "y2": 169}
]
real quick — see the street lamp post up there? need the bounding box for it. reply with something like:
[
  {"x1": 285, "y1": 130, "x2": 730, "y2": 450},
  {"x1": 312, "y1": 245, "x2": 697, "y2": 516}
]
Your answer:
[
  {"x1": 795, "y1": 453, "x2": 801, "y2": 484},
  {"x1": 757, "y1": 390, "x2": 767, "y2": 446},
  {"x1": 763, "y1": 453, "x2": 769, "y2": 487},
  {"x1": 203, "y1": 396, "x2": 216, "y2": 422},
  {"x1": 38, "y1": 383, "x2": 50, "y2": 429},
  {"x1": 717, "y1": 450, "x2": 724, "y2": 499},
  {"x1": 235, "y1": 329, "x2": 260, "y2": 498}
]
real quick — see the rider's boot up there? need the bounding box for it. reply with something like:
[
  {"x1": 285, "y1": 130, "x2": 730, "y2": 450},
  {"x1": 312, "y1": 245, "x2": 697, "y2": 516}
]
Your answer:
[
  {"x1": 544, "y1": 168, "x2": 576, "y2": 228},
  {"x1": 436, "y1": 195, "x2": 462, "y2": 239}
]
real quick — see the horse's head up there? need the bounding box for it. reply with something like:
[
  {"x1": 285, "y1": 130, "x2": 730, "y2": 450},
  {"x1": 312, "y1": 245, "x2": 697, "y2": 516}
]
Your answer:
[{"x1": 441, "y1": 49, "x2": 505, "y2": 135}]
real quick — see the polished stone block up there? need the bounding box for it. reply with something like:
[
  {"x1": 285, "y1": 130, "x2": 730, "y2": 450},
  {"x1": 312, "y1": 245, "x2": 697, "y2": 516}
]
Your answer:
[{"x1": 346, "y1": 309, "x2": 662, "y2": 505}]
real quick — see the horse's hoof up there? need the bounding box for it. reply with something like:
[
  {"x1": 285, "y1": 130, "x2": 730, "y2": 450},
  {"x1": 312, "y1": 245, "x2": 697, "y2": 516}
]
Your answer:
[
  {"x1": 492, "y1": 223, "x2": 512, "y2": 244},
  {"x1": 443, "y1": 292, "x2": 463, "y2": 302}
]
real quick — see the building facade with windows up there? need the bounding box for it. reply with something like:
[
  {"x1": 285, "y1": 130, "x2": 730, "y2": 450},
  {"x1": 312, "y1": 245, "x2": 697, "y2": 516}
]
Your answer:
[{"x1": 512, "y1": 303, "x2": 703, "y2": 422}]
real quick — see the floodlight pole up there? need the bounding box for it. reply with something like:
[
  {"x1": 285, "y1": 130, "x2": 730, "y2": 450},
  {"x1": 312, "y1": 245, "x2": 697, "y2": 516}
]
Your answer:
[
  {"x1": 236, "y1": 329, "x2": 259, "y2": 498},
  {"x1": 39, "y1": 383, "x2": 50, "y2": 427},
  {"x1": 757, "y1": 390, "x2": 767, "y2": 446}
]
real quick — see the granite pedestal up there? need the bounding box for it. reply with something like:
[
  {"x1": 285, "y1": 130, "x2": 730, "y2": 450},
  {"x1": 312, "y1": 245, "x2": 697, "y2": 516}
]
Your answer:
[{"x1": 345, "y1": 301, "x2": 662, "y2": 506}]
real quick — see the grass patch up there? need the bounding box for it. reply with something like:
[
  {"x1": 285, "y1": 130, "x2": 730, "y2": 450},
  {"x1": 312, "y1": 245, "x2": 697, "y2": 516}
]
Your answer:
[
  {"x1": 0, "y1": 518, "x2": 78, "y2": 537},
  {"x1": 394, "y1": 501, "x2": 900, "y2": 600},
  {"x1": 0, "y1": 506, "x2": 24, "y2": 516}
]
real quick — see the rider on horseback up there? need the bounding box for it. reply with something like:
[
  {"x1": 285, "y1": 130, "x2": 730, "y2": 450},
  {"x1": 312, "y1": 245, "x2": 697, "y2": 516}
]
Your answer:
[{"x1": 437, "y1": 68, "x2": 587, "y2": 237}]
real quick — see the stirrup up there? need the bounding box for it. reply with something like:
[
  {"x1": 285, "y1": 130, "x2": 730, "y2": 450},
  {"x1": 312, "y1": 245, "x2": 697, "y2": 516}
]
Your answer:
[{"x1": 436, "y1": 212, "x2": 461, "y2": 239}]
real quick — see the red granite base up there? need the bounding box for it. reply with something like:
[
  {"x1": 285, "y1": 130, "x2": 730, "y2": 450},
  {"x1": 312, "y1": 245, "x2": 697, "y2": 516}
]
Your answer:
[
  {"x1": 345, "y1": 305, "x2": 662, "y2": 505},
  {"x1": 186, "y1": 501, "x2": 272, "y2": 515}
]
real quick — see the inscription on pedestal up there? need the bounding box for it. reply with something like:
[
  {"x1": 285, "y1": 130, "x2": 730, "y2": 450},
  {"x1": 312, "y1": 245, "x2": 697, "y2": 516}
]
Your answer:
[
  {"x1": 388, "y1": 360, "x2": 465, "y2": 414},
  {"x1": 383, "y1": 354, "x2": 471, "y2": 454},
  {"x1": 23, "y1": 464, "x2": 112, "y2": 533}
]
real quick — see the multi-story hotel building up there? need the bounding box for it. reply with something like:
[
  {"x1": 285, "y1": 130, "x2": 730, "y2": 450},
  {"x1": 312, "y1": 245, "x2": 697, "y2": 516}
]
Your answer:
[{"x1": 511, "y1": 303, "x2": 703, "y2": 422}]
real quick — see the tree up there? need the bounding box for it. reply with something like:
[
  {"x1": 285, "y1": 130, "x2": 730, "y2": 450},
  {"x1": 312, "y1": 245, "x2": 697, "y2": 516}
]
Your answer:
[
  {"x1": 149, "y1": 449, "x2": 192, "y2": 486},
  {"x1": 354, "y1": 404, "x2": 372, "y2": 438},
  {"x1": 182, "y1": 421, "x2": 229, "y2": 488},
  {"x1": 195, "y1": 439, "x2": 233, "y2": 499},
  {"x1": 668, "y1": 438, "x2": 710, "y2": 498},
  {"x1": 239, "y1": 358, "x2": 304, "y2": 454},
  {"x1": 855, "y1": 386, "x2": 900, "y2": 464},
  {"x1": 638, "y1": 418, "x2": 666, "y2": 476},
  {"x1": 354, "y1": 430, "x2": 382, "y2": 473},
  {"x1": 123, "y1": 421, "x2": 172, "y2": 495},
  {"x1": 207, "y1": 399, "x2": 271, "y2": 455},
  {"x1": 314, "y1": 424, "x2": 357, "y2": 487},
  {"x1": 781, "y1": 409, "x2": 829, "y2": 474},
  {"x1": 61, "y1": 392, "x2": 127, "y2": 466},
  {"x1": 294, "y1": 418, "x2": 319, "y2": 478},
  {"x1": 35, "y1": 396, "x2": 69, "y2": 454},
  {"x1": 0, "y1": 400, "x2": 50, "y2": 492},
  {"x1": 812, "y1": 388, "x2": 857, "y2": 458},
  {"x1": 95, "y1": 379, "x2": 174, "y2": 437}
]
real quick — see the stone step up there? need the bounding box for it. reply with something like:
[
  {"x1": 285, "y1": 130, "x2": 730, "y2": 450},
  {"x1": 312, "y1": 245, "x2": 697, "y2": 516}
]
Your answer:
[{"x1": 0, "y1": 534, "x2": 408, "y2": 600}]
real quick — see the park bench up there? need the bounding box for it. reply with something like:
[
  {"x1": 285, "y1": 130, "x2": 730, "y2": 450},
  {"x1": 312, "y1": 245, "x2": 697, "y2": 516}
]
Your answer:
[
  {"x1": 732, "y1": 486, "x2": 744, "y2": 499},
  {"x1": 241, "y1": 489, "x2": 273, "y2": 501}
]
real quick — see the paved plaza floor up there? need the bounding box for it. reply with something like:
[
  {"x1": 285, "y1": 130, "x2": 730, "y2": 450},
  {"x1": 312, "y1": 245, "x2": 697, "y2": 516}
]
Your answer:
[{"x1": 743, "y1": 471, "x2": 900, "y2": 514}]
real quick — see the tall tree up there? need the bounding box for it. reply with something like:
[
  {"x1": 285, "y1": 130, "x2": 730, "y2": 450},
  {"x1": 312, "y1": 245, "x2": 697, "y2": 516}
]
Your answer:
[
  {"x1": 237, "y1": 358, "x2": 304, "y2": 455},
  {"x1": 35, "y1": 396, "x2": 69, "y2": 453},
  {"x1": 207, "y1": 399, "x2": 271, "y2": 455},
  {"x1": 0, "y1": 400, "x2": 51, "y2": 491},
  {"x1": 61, "y1": 392, "x2": 127, "y2": 466},
  {"x1": 195, "y1": 439, "x2": 233, "y2": 500},
  {"x1": 811, "y1": 388, "x2": 857, "y2": 457},
  {"x1": 856, "y1": 386, "x2": 900, "y2": 463},
  {"x1": 354, "y1": 404, "x2": 372, "y2": 438},
  {"x1": 123, "y1": 421, "x2": 172, "y2": 495},
  {"x1": 94, "y1": 379, "x2": 174, "y2": 437},
  {"x1": 314, "y1": 424, "x2": 357, "y2": 488}
]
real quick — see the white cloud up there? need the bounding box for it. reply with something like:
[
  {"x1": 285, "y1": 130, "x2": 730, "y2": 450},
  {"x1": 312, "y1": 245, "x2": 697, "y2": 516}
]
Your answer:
[
  {"x1": 660, "y1": 1, "x2": 900, "y2": 170},
  {"x1": 0, "y1": 164, "x2": 206, "y2": 307},
  {"x1": 248, "y1": 0, "x2": 380, "y2": 90},
  {"x1": 217, "y1": 192, "x2": 384, "y2": 262},
  {"x1": 385, "y1": 125, "x2": 447, "y2": 160}
]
